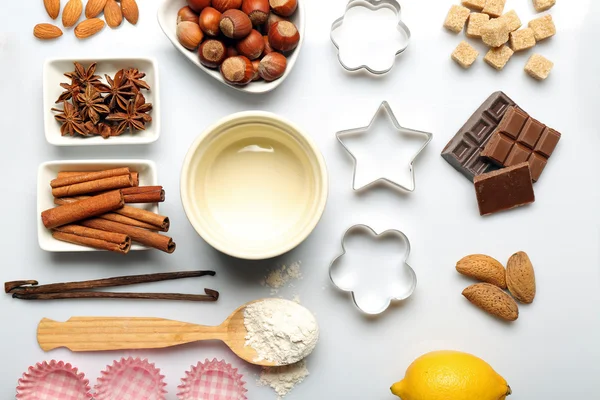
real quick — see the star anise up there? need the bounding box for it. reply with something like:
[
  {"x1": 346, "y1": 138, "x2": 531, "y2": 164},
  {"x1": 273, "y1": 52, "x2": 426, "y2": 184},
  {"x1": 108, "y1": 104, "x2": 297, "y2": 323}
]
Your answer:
[
  {"x1": 51, "y1": 101, "x2": 86, "y2": 137},
  {"x1": 123, "y1": 68, "x2": 151, "y2": 92},
  {"x1": 77, "y1": 85, "x2": 110, "y2": 125},
  {"x1": 104, "y1": 70, "x2": 134, "y2": 110},
  {"x1": 56, "y1": 81, "x2": 83, "y2": 103},
  {"x1": 64, "y1": 62, "x2": 106, "y2": 91},
  {"x1": 133, "y1": 93, "x2": 153, "y2": 123},
  {"x1": 106, "y1": 97, "x2": 147, "y2": 135}
]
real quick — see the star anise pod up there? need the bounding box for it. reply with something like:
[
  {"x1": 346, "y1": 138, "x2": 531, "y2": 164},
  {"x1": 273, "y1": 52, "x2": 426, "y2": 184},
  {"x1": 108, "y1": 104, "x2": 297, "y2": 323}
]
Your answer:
[
  {"x1": 123, "y1": 68, "x2": 151, "y2": 92},
  {"x1": 106, "y1": 97, "x2": 147, "y2": 135},
  {"x1": 64, "y1": 62, "x2": 106, "y2": 91},
  {"x1": 56, "y1": 81, "x2": 83, "y2": 103},
  {"x1": 97, "y1": 123, "x2": 113, "y2": 139},
  {"x1": 133, "y1": 93, "x2": 153, "y2": 123},
  {"x1": 51, "y1": 101, "x2": 86, "y2": 137},
  {"x1": 104, "y1": 70, "x2": 134, "y2": 110},
  {"x1": 77, "y1": 85, "x2": 110, "y2": 125}
]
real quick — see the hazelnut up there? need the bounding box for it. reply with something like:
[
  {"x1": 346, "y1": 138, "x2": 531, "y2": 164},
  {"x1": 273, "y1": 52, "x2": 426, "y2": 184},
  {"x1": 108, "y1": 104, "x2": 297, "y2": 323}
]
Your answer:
[
  {"x1": 177, "y1": 21, "x2": 204, "y2": 50},
  {"x1": 212, "y1": 0, "x2": 242, "y2": 12},
  {"x1": 265, "y1": 12, "x2": 286, "y2": 34},
  {"x1": 226, "y1": 46, "x2": 239, "y2": 57},
  {"x1": 199, "y1": 7, "x2": 222, "y2": 36},
  {"x1": 242, "y1": 0, "x2": 269, "y2": 26},
  {"x1": 177, "y1": 6, "x2": 199, "y2": 24},
  {"x1": 258, "y1": 52, "x2": 286, "y2": 81},
  {"x1": 220, "y1": 9, "x2": 252, "y2": 39},
  {"x1": 198, "y1": 39, "x2": 228, "y2": 68},
  {"x1": 262, "y1": 35, "x2": 274, "y2": 55},
  {"x1": 187, "y1": 0, "x2": 212, "y2": 13},
  {"x1": 251, "y1": 60, "x2": 261, "y2": 81},
  {"x1": 268, "y1": 20, "x2": 299, "y2": 52},
  {"x1": 236, "y1": 29, "x2": 264, "y2": 60},
  {"x1": 269, "y1": 0, "x2": 297, "y2": 17},
  {"x1": 220, "y1": 56, "x2": 254, "y2": 85}
]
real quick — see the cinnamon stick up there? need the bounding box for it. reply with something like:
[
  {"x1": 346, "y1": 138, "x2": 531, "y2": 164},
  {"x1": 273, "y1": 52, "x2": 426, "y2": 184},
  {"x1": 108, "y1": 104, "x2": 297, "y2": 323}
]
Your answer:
[
  {"x1": 124, "y1": 190, "x2": 165, "y2": 204},
  {"x1": 52, "y1": 175, "x2": 133, "y2": 198},
  {"x1": 100, "y1": 213, "x2": 162, "y2": 231},
  {"x1": 54, "y1": 224, "x2": 130, "y2": 244},
  {"x1": 51, "y1": 168, "x2": 130, "y2": 188},
  {"x1": 81, "y1": 218, "x2": 176, "y2": 253},
  {"x1": 57, "y1": 171, "x2": 139, "y2": 186},
  {"x1": 121, "y1": 186, "x2": 163, "y2": 195},
  {"x1": 52, "y1": 231, "x2": 131, "y2": 254},
  {"x1": 42, "y1": 191, "x2": 124, "y2": 229}
]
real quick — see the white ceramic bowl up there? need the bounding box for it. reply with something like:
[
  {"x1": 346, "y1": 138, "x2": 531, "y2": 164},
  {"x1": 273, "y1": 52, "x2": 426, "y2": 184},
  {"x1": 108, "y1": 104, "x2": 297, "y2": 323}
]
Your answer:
[
  {"x1": 157, "y1": 0, "x2": 305, "y2": 94},
  {"x1": 181, "y1": 112, "x2": 328, "y2": 260},
  {"x1": 43, "y1": 57, "x2": 160, "y2": 146},
  {"x1": 38, "y1": 160, "x2": 159, "y2": 252}
]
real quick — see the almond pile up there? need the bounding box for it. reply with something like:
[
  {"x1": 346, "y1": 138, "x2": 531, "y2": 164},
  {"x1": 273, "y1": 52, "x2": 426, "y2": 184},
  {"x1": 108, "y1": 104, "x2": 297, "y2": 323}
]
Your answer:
[
  {"x1": 456, "y1": 251, "x2": 536, "y2": 321},
  {"x1": 34, "y1": 0, "x2": 139, "y2": 40}
]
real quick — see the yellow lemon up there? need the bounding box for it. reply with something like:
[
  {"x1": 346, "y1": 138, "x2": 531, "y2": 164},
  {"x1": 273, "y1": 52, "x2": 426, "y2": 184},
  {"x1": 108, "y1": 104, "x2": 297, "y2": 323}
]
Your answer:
[{"x1": 391, "y1": 350, "x2": 511, "y2": 400}]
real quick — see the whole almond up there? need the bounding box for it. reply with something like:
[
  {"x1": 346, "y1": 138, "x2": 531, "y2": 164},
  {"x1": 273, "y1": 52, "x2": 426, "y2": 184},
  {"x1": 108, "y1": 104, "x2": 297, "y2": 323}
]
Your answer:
[
  {"x1": 85, "y1": 0, "x2": 107, "y2": 18},
  {"x1": 121, "y1": 0, "x2": 139, "y2": 25},
  {"x1": 62, "y1": 0, "x2": 83, "y2": 28},
  {"x1": 506, "y1": 251, "x2": 536, "y2": 304},
  {"x1": 456, "y1": 254, "x2": 507, "y2": 289},
  {"x1": 44, "y1": 0, "x2": 61, "y2": 20},
  {"x1": 104, "y1": 0, "x2": 123, "y2": 28},
  {"x1": 462, "y1": 283, "x2": 519, "y2": 321},
  {"x1": 74, "y1": 18, "x2": 105, "y2": 39},
  {"x1": 33, "y1": 23, "x2": 63, "y2": 39}
]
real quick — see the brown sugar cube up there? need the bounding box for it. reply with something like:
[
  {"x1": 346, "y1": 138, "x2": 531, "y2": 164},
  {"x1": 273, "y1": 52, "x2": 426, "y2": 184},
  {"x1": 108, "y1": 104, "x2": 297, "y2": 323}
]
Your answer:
[
  {"x1": 466, "y1": 13, "x2": 490, "y2": 38},
  {"x1": 525, "y1": 54, "x2": 554, "y2": 80},
  {"x1": 533, "y1": 0, "x2": 556, "y2": 12},
  {"x1": 452, "y1": 41, "x2": 480, "y2": 68},
  {"x1": 528, "y1": 15, "x2": 556, "y2": 41},
  {"x1": 499, "y1": 10, "x2": 522, "y2": 32},
  {"x1": 480, "y1": 18, "x2": 509, "y2": 47},
  {"x1": 484, "y1": 45, "x2": 514, "y2": 70},
  {"x1": 482, "y1": 0, "x2": 506, "y2": 18},
  {"x1": 510, "y1": 28, "x2": 536, "y2": 51},
  {"x1": 462, "y1": 0, "x2": 485, "y2": 10},
  {"x1": 444, "y1": 5, "x2": 471, "y2": 33}
]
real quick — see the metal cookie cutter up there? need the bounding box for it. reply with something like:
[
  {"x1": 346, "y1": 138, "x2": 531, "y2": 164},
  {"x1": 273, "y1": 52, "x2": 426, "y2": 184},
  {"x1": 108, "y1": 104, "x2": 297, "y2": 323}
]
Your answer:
[
  {"x1": 336, "y1": 101, "x2": 433, "y2": 192},
  {"x1": 329, "y1": 225, "x2": 417, "y2": 315},
  {"x1": 330, "y1": 0, "x2": 411, "y2": 75}
]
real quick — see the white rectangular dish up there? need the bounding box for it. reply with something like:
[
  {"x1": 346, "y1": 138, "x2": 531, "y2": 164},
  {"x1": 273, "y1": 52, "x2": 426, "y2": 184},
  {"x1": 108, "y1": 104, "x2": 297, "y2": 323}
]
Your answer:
[
  {"x1": 43, "y1": 57, "x2": 160, "y2": 146},
  {"x1": 37, "y1": 160, "x2": 159, "y2": 252}
]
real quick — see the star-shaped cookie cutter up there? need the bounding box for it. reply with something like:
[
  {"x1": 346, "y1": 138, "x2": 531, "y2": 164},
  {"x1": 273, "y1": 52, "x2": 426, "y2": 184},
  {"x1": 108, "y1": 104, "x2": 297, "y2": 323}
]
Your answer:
[
  {"x1": 336, "y1": 101, "x2": 433, "y2": 192},
  {"x1": 330, "y1": 0, "x2": 411, "y2": 75}
]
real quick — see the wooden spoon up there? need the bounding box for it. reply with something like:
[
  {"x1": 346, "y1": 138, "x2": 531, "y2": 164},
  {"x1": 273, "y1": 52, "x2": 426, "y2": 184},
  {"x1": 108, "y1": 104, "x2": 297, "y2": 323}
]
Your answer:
[{"x1": 37, "y1": 299, "x2": 278, "y2": 367}]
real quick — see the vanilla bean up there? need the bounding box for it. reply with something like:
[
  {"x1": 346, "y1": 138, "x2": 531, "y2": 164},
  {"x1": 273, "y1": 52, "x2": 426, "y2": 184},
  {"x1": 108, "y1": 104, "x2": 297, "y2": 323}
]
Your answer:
[{"x1": 12, "y1": 289, "x2": 219, "y2": 302}]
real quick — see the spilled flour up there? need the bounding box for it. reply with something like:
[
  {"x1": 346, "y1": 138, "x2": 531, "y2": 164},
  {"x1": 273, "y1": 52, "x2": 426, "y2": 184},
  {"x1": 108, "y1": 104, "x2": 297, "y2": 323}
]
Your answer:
[
  {"x1": 262, "y1": 261, "x2": 303, "y2": 294},
  {"x1": 259, "y1": 360, "x2": 309, "y2": 399}
]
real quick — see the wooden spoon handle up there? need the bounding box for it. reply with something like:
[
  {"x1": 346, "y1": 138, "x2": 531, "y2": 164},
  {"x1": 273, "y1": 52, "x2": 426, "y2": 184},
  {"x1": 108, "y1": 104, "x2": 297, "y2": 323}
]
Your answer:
[{"x1": 37, "y1": 317, "x2": 225, "y2": 352}]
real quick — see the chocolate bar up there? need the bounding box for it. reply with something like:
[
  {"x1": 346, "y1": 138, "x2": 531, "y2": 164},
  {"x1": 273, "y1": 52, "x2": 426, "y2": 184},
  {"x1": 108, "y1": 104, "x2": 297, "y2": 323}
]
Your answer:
[
  {"x1": 441, "y1": 91, "x2": 516, "y2": 181},
  {"x1": 480, "y1": 106, "x2": 561, "y2": 182},
  {"x1": 474, "y1": 162, "x2": 535, "y2": 216}
]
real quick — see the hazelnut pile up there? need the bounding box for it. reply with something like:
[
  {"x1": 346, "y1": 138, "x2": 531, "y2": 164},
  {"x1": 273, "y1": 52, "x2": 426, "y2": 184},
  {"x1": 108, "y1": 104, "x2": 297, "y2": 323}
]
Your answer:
[{"x1": 176, "y1": 0, "x2": 300, "y2": 86}]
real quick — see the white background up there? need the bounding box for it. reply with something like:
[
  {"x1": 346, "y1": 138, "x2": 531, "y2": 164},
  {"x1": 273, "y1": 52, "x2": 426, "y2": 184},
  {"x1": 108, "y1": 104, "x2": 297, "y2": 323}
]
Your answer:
[{"x1": 1, "y1": 0, "x2": 599, "y2": 399}]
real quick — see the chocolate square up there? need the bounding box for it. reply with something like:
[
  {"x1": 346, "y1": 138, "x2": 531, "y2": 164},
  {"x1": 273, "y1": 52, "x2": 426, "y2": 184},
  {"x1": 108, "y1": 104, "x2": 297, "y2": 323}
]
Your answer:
[
  {"x1": 497, "y1": 108, "x2": 528, "y2": 139},
  {"x1": 505, "y1": 144, "x2": 530, "y2": 166},
  {"x1": 519, "y1": 118, "x2": 545, "y2": 149},
  {"x1": 534, "y1": 128, "x2": 561, "y2": 157}
]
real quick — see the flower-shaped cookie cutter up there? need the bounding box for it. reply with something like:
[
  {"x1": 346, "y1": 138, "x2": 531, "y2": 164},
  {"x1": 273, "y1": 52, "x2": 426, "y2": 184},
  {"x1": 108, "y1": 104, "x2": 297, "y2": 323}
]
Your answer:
[
  {"x1": 329, "y1": 224, "x2": 417, "y2": 314},
  {"x1": 330, "y1": 0, "x2": 411, "y2": 75}
]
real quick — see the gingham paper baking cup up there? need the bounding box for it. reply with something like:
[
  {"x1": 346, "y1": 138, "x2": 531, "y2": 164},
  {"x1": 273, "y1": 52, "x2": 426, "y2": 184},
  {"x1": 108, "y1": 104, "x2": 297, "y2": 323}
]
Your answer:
[
  {"x1": 94, "y1": 357, "x2": 167, "y2": 400},
  {"x1": 177, "y1": 358, "x2": 248, "y2": 400},
  {"x1": 16, "y1": 360, "x2": 92, "y2": 400}
]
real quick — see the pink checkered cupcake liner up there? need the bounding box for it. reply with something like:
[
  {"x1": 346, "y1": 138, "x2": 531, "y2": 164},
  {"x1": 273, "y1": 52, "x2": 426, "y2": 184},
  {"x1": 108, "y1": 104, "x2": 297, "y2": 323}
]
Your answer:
[
  {"x1": 16, "y1": 360, "x2": 92, "y2": 400},
  {"x1": 94, "y1": 357, "x2": 167, "y2": 400},
  {"x1": 177, "y1": 358, "x2": 248, "y2": 400}
]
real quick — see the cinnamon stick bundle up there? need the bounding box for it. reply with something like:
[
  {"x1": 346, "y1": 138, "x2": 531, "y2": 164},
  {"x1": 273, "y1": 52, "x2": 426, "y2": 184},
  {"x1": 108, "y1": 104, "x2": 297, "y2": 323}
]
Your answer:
[
  {"x1": 57, "y1": 170, "x2": 139, "y2": 186},
  {"x1": 42, "y1": 191, "x2": 124, "y2": 229},
  {"x1": 51, "y1": 168, "x2": 130, "y2": 188},
  {"x1": 52, "y1": 175, "x2": 133, "y2": 198},
  {"x1": 53, "y1": 225, "x2": 131, "y2": 254},
  {"x1": 81, "y1": 218, "x2": 176, "y2": 253}
]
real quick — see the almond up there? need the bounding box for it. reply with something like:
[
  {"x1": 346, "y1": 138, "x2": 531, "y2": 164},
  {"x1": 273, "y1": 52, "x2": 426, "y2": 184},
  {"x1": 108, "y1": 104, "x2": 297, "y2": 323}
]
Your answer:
[
  {"x1": 44, "y1": 0, "x2": 60, "y2": 20},
  {"x1": 74, "y1": 18, "x2": 105, "y2": 39},
  {"x1": 104, "y1": 0, "x2": 123, "y2": 28},
  {"x1": 121, "y1": 0, "x2": 139, "y2": 25},
  {"x1": 62, "y1": 0, "x2": 83, "y2": 28},
  {"x1": 456, "y1": 254, "x2": 507, "y2": 289},
  {"x1": 462, "y1": 283, "x2": 519, "y2": 321},
  {"x1": 85, "y1": 0, "x2": 107, "y2": 18},
  {"x1": 506, "y1": 251, "x2": 536, "y2": 304},
  {"x1": 33, "y1": 23, "x2": 63, "y2": 39}
]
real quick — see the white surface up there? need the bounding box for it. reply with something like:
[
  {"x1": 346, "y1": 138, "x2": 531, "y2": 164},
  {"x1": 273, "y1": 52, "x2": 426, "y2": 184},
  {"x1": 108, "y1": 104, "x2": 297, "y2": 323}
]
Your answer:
[
  {"x1": 44, "y1": 57, "x2": 161, "y2": 145},
  {"x1": 157, "y1": 0, "x2": 305, "y2": 94},
  {"x1": 37, "y1": 160, "x2": 158, "y2": 252},
  {"x1": 181, "y1": 112, "x2": 328, "y2": 260},
  {"x1": 0, "y1": 0, "x2": 599, "y2": 399}
]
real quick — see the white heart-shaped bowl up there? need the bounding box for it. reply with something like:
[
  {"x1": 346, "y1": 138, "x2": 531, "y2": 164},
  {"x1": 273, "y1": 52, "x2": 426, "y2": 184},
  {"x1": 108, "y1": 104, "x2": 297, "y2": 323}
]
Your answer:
[{"x1": 157, "y1": 0, "x2": 305, "y2": 94}]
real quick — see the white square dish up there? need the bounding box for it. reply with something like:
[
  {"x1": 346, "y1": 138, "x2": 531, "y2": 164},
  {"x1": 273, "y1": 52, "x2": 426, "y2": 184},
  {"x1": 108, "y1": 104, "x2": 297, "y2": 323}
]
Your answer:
[
  {"x1": 157, "y1": 0, "x2": 305, "y2": 94},
  {"x1": 43, "y1": 57, "x2": 160, "y2": 146},
  {"x1": 37, "y1": 160, "x2": 159, "y2": 252}
]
